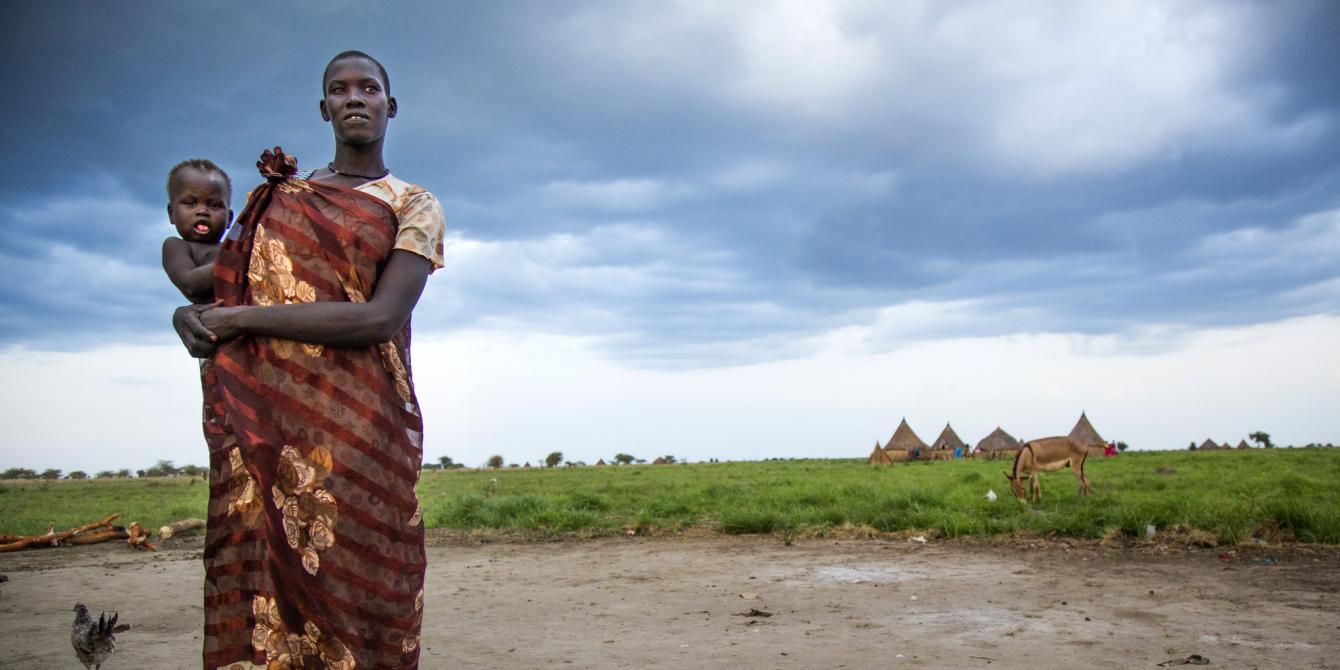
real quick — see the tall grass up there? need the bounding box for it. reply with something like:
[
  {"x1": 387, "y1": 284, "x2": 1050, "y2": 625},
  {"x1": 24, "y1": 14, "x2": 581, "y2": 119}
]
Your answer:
[
  {"x1": 0, "y1": 477, "x2": 209, "y2": 538},
  {"x1": 3, "y1": 449, "x2": 1338, "y2": 543},
  {"x1": 415, "y1": 448, "x2": 1340, "y2": 543}
]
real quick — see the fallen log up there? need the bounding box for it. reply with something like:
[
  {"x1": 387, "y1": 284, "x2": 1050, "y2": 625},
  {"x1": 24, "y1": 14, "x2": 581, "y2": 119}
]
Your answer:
[
  {"x1": 0, "y1": 514, "x2": 120, "y2": 553},
  {"x1": 65, "y1": 527, "x2": 131, "y2": 545},
  {"x1": 126, "y1": 522, "x2": 157, "y2": 552},
  {"x1": 158, "y1": 518, "x2": 206, "y2": 540}
]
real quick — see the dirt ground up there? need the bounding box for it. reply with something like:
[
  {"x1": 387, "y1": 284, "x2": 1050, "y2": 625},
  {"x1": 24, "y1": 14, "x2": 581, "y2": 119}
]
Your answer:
[{"x1": 1, "y1": 533, "x2": 1336, "y2": 669}]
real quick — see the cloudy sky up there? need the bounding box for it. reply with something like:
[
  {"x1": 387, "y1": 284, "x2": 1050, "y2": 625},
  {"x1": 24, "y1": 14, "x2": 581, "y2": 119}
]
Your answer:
[{"x1": 2, "y1": 1, "x2": 1337, "y2": 472}]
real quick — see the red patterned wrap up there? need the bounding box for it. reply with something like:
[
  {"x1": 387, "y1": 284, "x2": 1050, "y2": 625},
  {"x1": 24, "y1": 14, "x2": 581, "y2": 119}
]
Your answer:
[{"x1": 202, "y1": 148, "x2": 426, "y2": 670}]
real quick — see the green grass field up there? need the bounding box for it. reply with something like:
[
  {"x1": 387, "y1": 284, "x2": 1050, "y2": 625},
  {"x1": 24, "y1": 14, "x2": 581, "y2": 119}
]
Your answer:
[{"x1": 3, "y1": 448, "x2": 1338, "y2": 544}]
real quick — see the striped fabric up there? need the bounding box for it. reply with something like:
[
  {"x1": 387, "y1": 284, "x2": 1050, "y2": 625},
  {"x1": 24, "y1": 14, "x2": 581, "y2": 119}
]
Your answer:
[{"x1": 202, "y1": 150, "x2": 426, "y2": 669}]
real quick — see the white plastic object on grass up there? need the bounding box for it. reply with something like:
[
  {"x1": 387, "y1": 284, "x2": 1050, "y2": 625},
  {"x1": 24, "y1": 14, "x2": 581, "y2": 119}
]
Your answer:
[{"x1": 985, "y1": 489, "x2": 997, "y2": 501}]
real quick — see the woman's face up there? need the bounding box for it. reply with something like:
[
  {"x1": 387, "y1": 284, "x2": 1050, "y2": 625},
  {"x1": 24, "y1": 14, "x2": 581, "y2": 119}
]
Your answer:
[{"x1": 320, "y1": 58, "x2": 396, "y2": 146}]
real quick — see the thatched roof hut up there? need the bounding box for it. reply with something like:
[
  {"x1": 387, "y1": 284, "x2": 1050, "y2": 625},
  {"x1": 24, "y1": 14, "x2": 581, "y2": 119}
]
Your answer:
[
  {"x1": 867, "y1": 441, "x2": 895, "y2": 465},
  {"x1": 975, "y1": 427, "x2": 1020, "y2": 454},
  {"x1": 884, "y1": 449, "x2": 911, "y2": 462},
  {"x1": 1068, "y1": 411, "x2": 1105, "y2": 447},
  {"x1": 1198, "y1": 438, "x2": 1222, "y2": 451},
  {"x1": 596, "y1": 459, "x2": 607, "y2": 466},
  {"x1": 1236, "y1": 439, "x2": 1252, "y2": 450},
  {"x1": 883, "y1": 418, "x2": 929, "y2": 452},
  {"x1": 930, "y1": 423, "x2": 967, "y2": 452},
  {"x1": 652, "y1": 457, "x2": 668, "y2": 465}
]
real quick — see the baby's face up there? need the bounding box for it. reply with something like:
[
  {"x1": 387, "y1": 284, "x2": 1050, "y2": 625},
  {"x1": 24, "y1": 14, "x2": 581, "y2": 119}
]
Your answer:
[{"x1": 168, "y1": 168, "x2": 230, "y2": 244}]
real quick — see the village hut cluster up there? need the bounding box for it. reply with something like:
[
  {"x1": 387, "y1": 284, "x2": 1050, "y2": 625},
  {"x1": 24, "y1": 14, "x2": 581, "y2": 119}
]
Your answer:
[
  {"x1": 867, "y1": 412, "x2": 1115, "y2": 464},
  {"x1": 1192, "y1": 438, "x2": 1254, "y2": 451}
]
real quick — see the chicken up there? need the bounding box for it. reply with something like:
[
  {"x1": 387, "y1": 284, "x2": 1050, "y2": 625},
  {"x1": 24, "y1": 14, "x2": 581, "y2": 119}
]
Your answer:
[{"x1": 71, "y1": 603, "x2": 130, "y2": 669}]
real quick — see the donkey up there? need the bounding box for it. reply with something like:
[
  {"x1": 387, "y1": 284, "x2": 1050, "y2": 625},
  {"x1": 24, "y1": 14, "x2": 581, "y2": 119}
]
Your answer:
[{"x1": 1004, "y1": 436, "x2": 1092, "y2": 501}]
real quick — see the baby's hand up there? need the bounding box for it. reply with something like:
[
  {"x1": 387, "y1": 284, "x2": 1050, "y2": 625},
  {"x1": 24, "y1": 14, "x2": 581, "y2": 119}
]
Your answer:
[{"x1": 173, "y1": 303, "x2": 219, "y2": 358}]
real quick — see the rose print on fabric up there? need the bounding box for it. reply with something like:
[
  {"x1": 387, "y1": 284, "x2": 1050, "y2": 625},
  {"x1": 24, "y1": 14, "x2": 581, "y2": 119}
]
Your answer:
[
  {"x1": 270, "y1": 445, "x2": 338, "y2": 576},
  {"x1": 247, "y1": 225, "x2": 323, "y2": 358},
  {"x1": 250, "y1": 595, "x2": 356, "y2": 669},
  {"x1": 224, "y1": 448, "x2": 263, "y2": 524},
  {"x1": 401, "y1": 587, "x2": 425, "y2": 655}
]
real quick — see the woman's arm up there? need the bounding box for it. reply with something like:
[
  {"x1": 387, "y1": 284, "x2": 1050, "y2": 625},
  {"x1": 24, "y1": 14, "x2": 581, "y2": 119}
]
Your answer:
[{"x1": 200, "y1": 249, "x2": 431, "y2": 348}]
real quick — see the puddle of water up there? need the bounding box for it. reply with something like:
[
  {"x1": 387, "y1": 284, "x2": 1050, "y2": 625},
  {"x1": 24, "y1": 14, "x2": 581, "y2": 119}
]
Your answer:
[
  {"x1": 1199, "y1": 634, "x2": 1317, "y2": 650},
  {"x1": 807, "y1": 565, "x2": 923, "y2": 584}
]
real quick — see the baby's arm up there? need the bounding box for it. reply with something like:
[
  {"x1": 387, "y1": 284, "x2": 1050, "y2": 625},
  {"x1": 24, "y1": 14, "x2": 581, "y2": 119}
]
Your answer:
[{"x1": 162, "y1": 237, "x2": 215, "y2": 303}]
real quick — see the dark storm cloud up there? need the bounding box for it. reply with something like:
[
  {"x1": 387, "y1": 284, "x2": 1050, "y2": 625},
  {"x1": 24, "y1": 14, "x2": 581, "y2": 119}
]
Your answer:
[{"x1": 1, "y1": 1, "x2": 1338, "y2": 363}]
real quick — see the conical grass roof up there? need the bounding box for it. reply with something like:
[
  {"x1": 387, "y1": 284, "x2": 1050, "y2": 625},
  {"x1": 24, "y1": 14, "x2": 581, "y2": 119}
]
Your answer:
[
  {"x1": 883, "y1": 418, "x2": 929, "y2": 452},
  {"x1": 867, "y1": 441, "x2": 894, "y2": 464},
  {"x1": 1236, "y1": 440, "x2": 1251, "y2": 449},
  {"x1": 1068, "y1": 411, "x2": 1105, "y2": 446},
  {"x1": 1198, "y1": 438, "x2": 1221, "y2": 451},
  {"x1": 931, "y1": 423, "x2": 967, "y2": 451},
  {"x1": 975, "y1": 427, "x2": 1020, "y2": 452}
]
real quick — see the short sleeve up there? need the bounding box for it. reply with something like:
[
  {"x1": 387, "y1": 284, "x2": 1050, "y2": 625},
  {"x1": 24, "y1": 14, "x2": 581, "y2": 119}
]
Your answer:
[{"x1": 393, "y1": 190, "x2": 446, "y2": 272}]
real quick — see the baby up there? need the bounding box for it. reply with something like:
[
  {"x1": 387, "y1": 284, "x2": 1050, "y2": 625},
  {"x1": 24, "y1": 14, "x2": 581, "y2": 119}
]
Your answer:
[{"x1": 161, "y1": 159, "x2": 233, "y2": 303}]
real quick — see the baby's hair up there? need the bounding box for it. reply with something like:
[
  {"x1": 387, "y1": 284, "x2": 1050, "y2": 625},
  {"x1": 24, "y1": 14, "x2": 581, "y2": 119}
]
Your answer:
[
  {"x1": 166, "y1": 159, "x2": 232, "y2": 199},
  {"x1": 324, "y1": 50, "x2": 390, "y2": 95}
]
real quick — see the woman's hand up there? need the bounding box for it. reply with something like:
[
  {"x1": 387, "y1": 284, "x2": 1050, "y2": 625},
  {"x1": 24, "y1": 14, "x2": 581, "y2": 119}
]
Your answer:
[
  {"x1": 200, "y1": 305, "x2": 248, "y2": 343},
  {"x1": 173, "y1": 303, "x2": 219, "y2": 358}
]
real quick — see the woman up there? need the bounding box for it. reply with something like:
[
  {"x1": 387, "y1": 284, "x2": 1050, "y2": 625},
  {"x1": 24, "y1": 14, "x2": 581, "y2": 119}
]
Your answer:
[{"x1": 174, "y1": 51, "x2": 444, "y2": 670}]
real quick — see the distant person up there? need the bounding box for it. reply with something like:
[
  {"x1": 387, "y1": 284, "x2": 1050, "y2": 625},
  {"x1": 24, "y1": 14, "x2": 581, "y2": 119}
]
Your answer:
[
  {"x1": 161, "y1": 159, "x2": 232, "y2": 303},
  {"x1": 1105, "y1": 441, "x2": 1118, "y2": 457},
  {"x1": 173, "y1": 50, "x2": 444, "y2": 669}
]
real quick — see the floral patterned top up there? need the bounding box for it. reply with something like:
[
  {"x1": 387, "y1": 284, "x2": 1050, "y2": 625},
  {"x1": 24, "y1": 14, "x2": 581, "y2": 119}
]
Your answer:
[
  {"x1": 290, "y1": 170, "x2": 446, "y2": 273},
  {"x1": 355, "y1": 175, "x2": 446, "y2": 273}
]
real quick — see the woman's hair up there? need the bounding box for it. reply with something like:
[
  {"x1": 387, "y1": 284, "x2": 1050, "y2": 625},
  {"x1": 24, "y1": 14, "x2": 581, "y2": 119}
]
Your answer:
[
  {"x1": 323, "y1": 50, "x2": 390, "y2": 95},
  {"x1": 166, "y1": 158, "x2": 232, "y2": 199}
]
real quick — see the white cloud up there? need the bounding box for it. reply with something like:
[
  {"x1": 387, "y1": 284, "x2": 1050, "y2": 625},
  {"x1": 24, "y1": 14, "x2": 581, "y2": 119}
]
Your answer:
[
  {"x1": 418, "y1": 224, "x2": 747, "y2": 336},
  {"x1": 378, "y1": 314, "x2": 1340, "y2": 463},
  {"x1": 711, "y1": 160, "x2": 792, "y2": 192},
  {"x1": 718, "y1": 1, "x2": 882, "y2": 117},
  {"x1": 5, "y1": 188, "x2": 167, "y2": 252},
  {"x1": 539, "y1": 178, "x2": 696, "y2": 212},
  {"x1": 4, "y1": 315, "x2": 1336, "y2": 472},
  {"x1": 551, "y1": 0, "x2": 1314, "y2": 176},
  {"x1": 1194, "y1": 208, "x2": 1340, "y2": 271},
  {"x1": 452, "y1": 224, "x2": 736, "y2": 288}
]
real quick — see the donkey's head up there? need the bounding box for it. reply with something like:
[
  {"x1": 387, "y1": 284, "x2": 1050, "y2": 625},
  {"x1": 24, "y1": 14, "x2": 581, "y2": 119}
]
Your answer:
[{"x1": 1003, "y1": 471, "x2": 1027, "y2": 499}]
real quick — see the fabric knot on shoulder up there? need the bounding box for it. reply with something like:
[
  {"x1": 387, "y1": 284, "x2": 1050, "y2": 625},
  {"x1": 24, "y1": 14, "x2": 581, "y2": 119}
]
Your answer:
[{"x1": 257, "y1": 146, "x2": 299, "y2": 183}]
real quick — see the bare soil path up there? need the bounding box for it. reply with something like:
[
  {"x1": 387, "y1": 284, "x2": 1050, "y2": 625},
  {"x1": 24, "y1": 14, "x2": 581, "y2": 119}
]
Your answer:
[{"x1": 1, "y1": 535, "x2": 1336, "y2": 669}]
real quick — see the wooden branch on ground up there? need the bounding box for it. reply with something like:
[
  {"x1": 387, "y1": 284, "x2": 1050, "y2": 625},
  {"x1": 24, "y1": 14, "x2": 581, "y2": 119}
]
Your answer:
[
  {"x1": 126, "y1": 522, "x2": 157, "y2": 552},
  {"x1": 0, "y1": 514, "x2": 129, "y2": 553},
  {"x1": 65, "y1": 528, "x2": 130, "y2": 545},
  {"x1": 159, "y1": 518, "x2": 205, "y2": 540}
]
